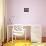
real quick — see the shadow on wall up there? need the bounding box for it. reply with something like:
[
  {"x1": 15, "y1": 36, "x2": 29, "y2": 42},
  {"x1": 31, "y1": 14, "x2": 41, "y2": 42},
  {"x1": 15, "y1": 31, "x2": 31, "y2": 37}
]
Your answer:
[{"x1": 4, "y1": 26, "x2": 7, "y2": 43}]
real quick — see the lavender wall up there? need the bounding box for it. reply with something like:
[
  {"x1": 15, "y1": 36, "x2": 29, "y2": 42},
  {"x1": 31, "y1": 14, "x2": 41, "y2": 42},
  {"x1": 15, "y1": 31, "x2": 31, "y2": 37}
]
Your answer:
[{"x1": 7, "y1": 0, "x2": 46, "y2": 37}]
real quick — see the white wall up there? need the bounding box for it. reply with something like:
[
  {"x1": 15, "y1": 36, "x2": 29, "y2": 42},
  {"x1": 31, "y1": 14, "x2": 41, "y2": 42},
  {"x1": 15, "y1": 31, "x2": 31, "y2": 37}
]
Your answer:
[{"x1": 7, "y1": 0, "x2": 46, "y2": 37}]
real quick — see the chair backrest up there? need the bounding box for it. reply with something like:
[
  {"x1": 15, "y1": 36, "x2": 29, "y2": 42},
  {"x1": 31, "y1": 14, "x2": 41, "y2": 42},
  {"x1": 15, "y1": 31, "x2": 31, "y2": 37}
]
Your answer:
[{"x1": 12, "y1": 25, "x2": 25, "y2": 36}]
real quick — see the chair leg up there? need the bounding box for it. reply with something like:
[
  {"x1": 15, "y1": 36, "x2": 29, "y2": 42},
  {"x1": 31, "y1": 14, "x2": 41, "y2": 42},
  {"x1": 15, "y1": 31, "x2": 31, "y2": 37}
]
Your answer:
[
  {"x1": 25, "y1": 31, "x2": 26, "y2": 42},
  {"x1": 15, "y1": 36, "x2": 16, "y2": 42},
  {"x1": 12, "y1": 32, "x2": 13, "y2": 43}
]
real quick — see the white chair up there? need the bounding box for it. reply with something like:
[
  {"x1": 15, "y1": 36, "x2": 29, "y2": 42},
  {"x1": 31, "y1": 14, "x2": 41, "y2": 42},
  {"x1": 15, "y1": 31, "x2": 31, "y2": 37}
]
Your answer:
[{"x1": 12, "y1": 25, "x2": 25, "y2": 43}]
